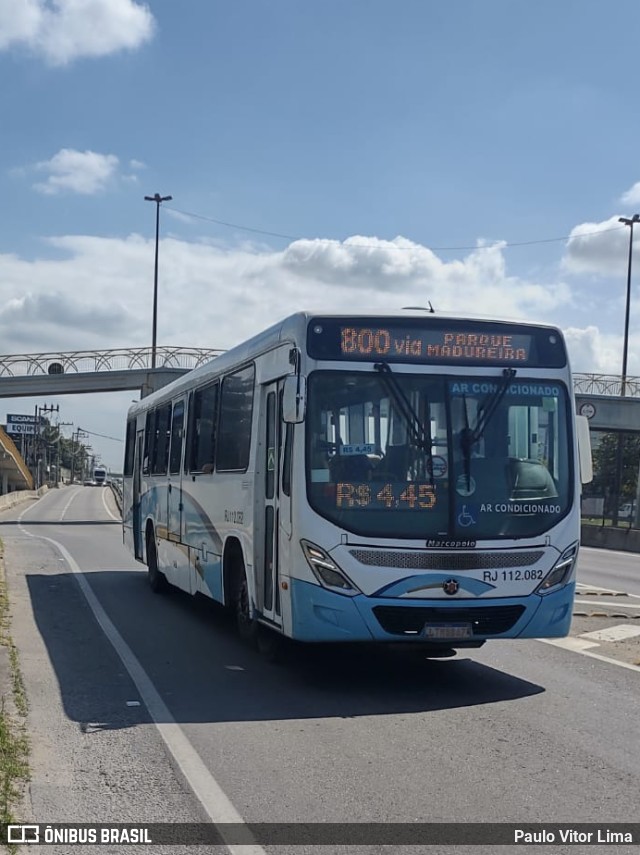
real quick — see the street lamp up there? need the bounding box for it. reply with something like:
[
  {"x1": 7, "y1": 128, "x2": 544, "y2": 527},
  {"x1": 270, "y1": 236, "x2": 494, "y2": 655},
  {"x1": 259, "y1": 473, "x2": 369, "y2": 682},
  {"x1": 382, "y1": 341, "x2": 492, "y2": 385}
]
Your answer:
[
  {"x1": 144, "y1": 193, "x2": 172, "y2": 369},
  {"x1": 613, "y1": 214, "x2": 640, "y2": 526},
  {"x1": 618, "y1": 214, "x2": 640, "y2": 396}
]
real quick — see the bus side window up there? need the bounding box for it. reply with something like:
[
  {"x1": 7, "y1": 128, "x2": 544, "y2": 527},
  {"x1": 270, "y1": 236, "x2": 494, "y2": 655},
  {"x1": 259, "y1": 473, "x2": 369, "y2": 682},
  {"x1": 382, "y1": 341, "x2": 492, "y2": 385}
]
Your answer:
[
  {"x1": 143, "y1": 410, "x2": 153, "y2": 475},
  {"x1": 282, "y1": 423, "x2": 293, "y2": 496},
  {"x1": 216, "y1": 365, "x2": 255, "y2": 472},
  {"x1": 169, "y1": 401, "x2": 184, "y2": 475},
  {"x1": 186, "y1": 382, "x2": 219, "y2": 473},
  {"x1": 152, "y1": 403, "x2": 172, "y2": 475},
  {"x1": 124, "y1": 419, "x2": 136, "y2": 477}
]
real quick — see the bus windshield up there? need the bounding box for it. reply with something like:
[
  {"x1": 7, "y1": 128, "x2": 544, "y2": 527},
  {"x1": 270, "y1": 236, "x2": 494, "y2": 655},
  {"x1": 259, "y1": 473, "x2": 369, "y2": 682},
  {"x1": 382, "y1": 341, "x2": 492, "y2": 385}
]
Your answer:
[{"x1": 306, "y1": 370, "x2": 572, "y2": 540}]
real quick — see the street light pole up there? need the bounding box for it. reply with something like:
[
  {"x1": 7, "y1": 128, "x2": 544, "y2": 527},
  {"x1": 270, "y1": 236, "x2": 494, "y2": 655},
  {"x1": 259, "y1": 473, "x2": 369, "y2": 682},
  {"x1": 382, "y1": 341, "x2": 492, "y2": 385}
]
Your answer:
[
  {"x1": 613, "y1": 215, "x2": 640, "y2": 526},
  {"x1": 144, "y1": 193, "x2": 172, "y2": 370},
  {"x1": 619, "y1": 215, "x2": 640, "y2": 396}
]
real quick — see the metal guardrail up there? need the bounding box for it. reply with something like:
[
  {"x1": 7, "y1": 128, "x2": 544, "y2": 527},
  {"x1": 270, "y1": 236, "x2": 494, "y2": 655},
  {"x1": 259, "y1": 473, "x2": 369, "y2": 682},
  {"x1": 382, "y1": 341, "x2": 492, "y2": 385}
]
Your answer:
[
  {"x1": 573, "y1": 373, "x2": 640, "y2": 398},
  {"x1": 0, "y1": 346, "x2": 223, "y2": 377},
  {"x1": 109, "y1": 479, "x2": 123, "y2": 515}
]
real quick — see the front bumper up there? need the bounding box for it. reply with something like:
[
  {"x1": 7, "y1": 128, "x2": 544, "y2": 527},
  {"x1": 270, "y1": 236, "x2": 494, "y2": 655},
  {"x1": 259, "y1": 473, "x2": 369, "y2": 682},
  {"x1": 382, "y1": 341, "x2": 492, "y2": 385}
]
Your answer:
[{"x1": 289, "y1": 578, "x2": 575, "y2": 643}]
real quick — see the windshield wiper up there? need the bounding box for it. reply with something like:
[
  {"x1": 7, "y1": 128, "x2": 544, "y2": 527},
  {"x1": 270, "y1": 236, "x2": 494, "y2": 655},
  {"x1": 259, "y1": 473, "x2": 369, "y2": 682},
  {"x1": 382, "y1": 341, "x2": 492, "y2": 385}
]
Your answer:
[
  {"x1": 374, "y1": 362, "x2": 434, "y2": 483},
  {"x1": 460, "y1": 367, "x2": 517, "y2": 490}
]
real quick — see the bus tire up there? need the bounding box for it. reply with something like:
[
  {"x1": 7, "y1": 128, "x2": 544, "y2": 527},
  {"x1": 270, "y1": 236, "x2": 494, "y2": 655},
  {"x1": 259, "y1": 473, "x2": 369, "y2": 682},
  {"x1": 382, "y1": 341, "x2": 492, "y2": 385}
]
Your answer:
[
  {"x1": 234, "y1": 562, "x2": 258, "y2": 644},
  {"x1": 146, "y1": 530, "x2": 167, "y2": 594}
]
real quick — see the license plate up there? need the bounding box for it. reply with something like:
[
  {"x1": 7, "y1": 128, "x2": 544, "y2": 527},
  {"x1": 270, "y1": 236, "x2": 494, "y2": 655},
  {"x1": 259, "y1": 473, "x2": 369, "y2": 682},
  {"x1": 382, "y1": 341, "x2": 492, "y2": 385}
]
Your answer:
[{"x1": 423, "y1": 623, "x2": 473, "y2": 640}]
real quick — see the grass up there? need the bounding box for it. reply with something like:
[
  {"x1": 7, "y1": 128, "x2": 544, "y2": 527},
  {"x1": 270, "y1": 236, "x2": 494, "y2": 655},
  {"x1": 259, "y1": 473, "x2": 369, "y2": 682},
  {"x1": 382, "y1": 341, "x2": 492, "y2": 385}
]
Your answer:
[
  {"x1": 0, "y1": 537, "x2": 30, "y2": 850},
  {"x1": 581, "y1": 517, "x2": 633, "y2": 529}
]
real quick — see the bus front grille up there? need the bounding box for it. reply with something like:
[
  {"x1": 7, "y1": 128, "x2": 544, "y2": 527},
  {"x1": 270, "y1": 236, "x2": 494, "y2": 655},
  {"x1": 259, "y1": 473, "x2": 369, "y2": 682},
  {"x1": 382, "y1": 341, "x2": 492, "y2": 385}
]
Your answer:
[
  {"x1": 350, "y1": 550, "x2": 544, "y2": 571},
  {"x1": 372, "y1": 605, "x2": 526, "y2": 636}
]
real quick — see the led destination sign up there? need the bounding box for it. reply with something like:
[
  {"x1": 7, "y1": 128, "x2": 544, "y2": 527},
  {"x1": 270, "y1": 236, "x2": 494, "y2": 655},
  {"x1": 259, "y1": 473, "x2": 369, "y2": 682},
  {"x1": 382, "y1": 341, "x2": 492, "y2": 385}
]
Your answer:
[
  {"x1": 307, "y1": 318, "x2": 567, "y2": 368},
  {"x1": 342, "y1": 327, "x2": 530, "y2": 362}
]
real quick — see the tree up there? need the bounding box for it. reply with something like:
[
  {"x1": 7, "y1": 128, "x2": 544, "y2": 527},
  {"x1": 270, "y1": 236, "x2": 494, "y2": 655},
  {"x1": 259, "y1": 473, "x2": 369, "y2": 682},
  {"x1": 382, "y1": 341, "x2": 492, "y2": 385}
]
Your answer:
[{"x1": 590, "y1": 431, "x2": 640, "y2": 513}]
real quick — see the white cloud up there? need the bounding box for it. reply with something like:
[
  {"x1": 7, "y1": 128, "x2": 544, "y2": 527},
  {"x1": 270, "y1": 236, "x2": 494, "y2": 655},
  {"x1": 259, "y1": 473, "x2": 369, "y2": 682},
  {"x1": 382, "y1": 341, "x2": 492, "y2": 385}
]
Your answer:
[
  {"x1": 0, "y1": 0, "x2": 41, "y2": 49},
  {"x1": 33, "y1": 148, "x2": 120, "y2": 195},
  {"x1": 563, "y1": 215, "x2": 633, "y2": 277},
  {"x1": 280, "y1": 236, "x2": 571, "y2": 318},
  {"x1": 0, "y1": 231, "x2": 630, "y2": 469},
  {"x1": 0, "y1": 0, "x2": 154, "y2": 65},
  {"x1": 0, "y1": 231, "x2": 576, "y2": 354},
  {"x1": 563, "y1": 325, "x2": 625, "y2": 375},
  {"x1": 620, "y1": 181, "x2": 640, "y2": 207}
]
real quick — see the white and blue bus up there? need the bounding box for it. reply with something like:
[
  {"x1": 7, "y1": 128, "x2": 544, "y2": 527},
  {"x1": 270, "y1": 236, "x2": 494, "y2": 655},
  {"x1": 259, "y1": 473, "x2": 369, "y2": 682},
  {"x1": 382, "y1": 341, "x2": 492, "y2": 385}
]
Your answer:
[
  {"x1": 93, "y1": 466, "x2": 108, "y2": 486},
  {"x1": 122, "y1": 312, "x2": 592, "y2": 653}
]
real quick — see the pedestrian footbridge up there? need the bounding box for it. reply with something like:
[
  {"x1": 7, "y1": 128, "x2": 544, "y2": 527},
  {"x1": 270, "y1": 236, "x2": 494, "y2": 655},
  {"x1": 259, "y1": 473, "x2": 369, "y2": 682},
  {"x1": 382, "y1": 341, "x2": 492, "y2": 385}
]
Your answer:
[
  {"x1": 574, "y1": 375, "x2": 640, "y2": 432},
  {"x1": 0, "y1": 347, "x2": 636, "y2": 432},
  {"x1": 0, "y1": 346, "x2": 223, "y2": 398}
]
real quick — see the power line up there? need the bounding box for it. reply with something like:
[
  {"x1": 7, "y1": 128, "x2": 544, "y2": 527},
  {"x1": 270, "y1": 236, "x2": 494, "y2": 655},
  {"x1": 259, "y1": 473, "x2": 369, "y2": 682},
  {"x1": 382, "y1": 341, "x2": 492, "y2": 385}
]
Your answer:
[
  {"x1": 170, "y1": 207, "x2": 299, "y2": 242},
  {"x1": 167, "y1": 205, "x2": 627, "y2": 253},
  {"x1": 77, "y1": 426, "x2": 124, "y2": 443}
]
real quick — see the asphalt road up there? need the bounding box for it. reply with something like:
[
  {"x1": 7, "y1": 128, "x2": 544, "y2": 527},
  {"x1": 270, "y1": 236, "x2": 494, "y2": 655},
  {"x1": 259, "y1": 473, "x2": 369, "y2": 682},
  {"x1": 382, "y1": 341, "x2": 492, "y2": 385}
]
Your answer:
[
  {"x1": 577, "y1": 545, "x2": 640, "y2": 596},
  {"x1": 2, "y1": 487, "x2": 638, "y2": 855}
]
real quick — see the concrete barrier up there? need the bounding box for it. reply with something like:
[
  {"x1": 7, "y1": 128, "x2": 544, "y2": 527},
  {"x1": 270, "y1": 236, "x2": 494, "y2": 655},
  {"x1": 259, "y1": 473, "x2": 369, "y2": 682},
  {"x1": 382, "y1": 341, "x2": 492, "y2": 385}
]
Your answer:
[
  {"x1": 0, "y1": 485, "x2": 48, "y2": 511},
  {"x1": 581, "y1": 523, "x2": 640, "y2": 554}
]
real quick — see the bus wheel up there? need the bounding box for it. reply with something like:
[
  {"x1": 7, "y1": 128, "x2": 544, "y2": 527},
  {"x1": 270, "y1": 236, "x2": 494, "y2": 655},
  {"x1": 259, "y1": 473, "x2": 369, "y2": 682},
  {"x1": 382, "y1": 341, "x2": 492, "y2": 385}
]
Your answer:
[
  {"x1": 234, "y1": 565, "x2": 258, "y2": 644},
  {"x1": 147, "y1": 531, "x2": 167, "y2": 594}
]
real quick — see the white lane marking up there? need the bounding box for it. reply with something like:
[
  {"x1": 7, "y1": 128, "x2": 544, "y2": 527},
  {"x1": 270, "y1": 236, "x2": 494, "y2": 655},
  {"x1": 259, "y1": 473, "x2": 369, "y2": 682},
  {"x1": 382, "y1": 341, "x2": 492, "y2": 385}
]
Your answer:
[
  {"x1": 580, "y1": 625, "x2": 640, "y2": 642},
  {"x1": 16, "y1": 505, "x2": 265, "y2": 855},
  {"x1": 576, "y1": 583, "x2": 640, "y2": 600},
  {"x1": 541, "y1": 636, "x2": 600, "y2": 651},
  {"x1": 60, "y1": 488, "x2": 81, "y2": 521},
  {"x1": 539, "y1": 639, "x2": 640, "y2": 673},
  {"x1": 577, "y1": 583, "x2": 624, "y2": 593},
  {"x1": 101, "y1": 488, "x2": 121, "y2": 523},
  {"x1": 574, "y1": 599, "x2": 640, "y2": 610}
]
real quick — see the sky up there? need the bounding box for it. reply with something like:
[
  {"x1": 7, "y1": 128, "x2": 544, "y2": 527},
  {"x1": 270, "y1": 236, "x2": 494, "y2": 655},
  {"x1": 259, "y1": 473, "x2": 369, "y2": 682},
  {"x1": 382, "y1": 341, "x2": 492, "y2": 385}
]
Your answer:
[{"x1": 1, "y1": 0, "x2": 640, "y2": 470}]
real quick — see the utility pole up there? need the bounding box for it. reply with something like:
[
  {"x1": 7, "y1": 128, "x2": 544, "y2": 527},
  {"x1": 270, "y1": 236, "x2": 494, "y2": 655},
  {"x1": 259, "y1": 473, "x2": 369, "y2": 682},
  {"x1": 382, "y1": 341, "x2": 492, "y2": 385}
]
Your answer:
[
  {"x1": 144, "y1": 193, "x2": 172, "y2": 370},
  {"x1": 37, "y1": 404, "x2": 59, "y2": 488},
  {"x1": 57, "y1": 421, "x2": 73, "y2": 485},
  {"x1": 70, "y1": 428, "x2": 88, "y2": 485}
]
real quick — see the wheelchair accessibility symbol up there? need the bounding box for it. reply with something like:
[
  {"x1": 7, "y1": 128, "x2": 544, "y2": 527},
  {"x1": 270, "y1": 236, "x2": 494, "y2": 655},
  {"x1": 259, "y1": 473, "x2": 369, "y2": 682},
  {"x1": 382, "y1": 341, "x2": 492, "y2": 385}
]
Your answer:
[{"x1": 457, "y1": 504, "x2": 476, "y2": 527}]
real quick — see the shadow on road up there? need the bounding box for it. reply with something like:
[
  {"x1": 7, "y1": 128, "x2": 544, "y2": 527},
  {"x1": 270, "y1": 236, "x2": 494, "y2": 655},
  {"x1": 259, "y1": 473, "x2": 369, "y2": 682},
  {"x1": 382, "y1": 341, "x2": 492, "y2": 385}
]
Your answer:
[
  {"x1": 0, "y1": 519, "x2": 119, "y2": 526},
  {"x1": 26, "y1": 571, "x2": 544, "y2": 730}
]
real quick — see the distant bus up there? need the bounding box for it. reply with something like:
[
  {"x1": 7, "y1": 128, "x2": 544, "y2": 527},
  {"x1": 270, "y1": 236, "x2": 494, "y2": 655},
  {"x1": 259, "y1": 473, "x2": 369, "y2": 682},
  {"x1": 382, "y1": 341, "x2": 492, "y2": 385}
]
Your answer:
[
  {"x1": 93, "y1": 466, "x2": 107, "y2": 486},
  {"x1": 122, "y1": 311, "x2": 592, "y2": 654}
]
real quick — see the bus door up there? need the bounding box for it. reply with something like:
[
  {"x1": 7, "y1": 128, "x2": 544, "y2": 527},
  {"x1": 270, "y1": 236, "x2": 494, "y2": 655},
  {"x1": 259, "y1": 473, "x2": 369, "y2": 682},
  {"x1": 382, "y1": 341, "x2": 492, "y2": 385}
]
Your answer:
[
  {"x1": 258, "y1": 381, "x2": 286, "y2": 626},
  {"x1": 167, "y1": 398, "x2": 185, "y2": 543},
  {"x1": 133, "y1": 431, "x2": 144, "y2": 561}
]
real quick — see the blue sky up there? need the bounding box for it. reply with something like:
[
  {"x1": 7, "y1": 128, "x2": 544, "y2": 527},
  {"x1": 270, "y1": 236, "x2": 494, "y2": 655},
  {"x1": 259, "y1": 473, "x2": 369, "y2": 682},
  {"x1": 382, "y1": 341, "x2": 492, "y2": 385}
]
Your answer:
[{"x1": 1, "y1": 0, "x2": 640, "y2": 469}]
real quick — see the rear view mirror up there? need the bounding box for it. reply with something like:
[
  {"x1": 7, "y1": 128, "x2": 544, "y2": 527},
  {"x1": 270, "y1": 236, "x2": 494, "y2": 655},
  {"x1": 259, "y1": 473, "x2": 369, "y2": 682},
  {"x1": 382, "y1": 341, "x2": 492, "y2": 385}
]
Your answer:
[
  {"x1": 283, "y1": 375, "x2": 306, "y2": 423},
  {"x1": 575, "y1": 415, "x2": 593, "y2": 484}
]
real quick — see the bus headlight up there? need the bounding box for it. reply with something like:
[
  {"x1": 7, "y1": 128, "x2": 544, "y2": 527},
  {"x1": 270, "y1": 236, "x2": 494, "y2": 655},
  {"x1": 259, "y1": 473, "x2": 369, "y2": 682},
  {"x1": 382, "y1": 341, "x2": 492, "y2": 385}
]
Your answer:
[
  {"x1": 301, "y1": 540, "x2": 361, "y2": 596},
  {"x1": 535, "y1": 543, "x2": 578, "y2": 595}
]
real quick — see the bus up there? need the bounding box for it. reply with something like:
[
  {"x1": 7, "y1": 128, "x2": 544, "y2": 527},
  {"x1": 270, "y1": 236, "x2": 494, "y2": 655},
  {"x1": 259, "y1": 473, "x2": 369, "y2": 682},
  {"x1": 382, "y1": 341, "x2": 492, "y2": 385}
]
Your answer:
[
  {"x1": 93, "y1": 466, "x2": 108, "y2": 486},
  {"x1": 122, "y1": 312, "x2": 592, "y2": 654}
]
